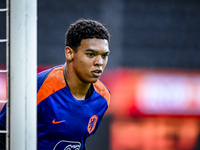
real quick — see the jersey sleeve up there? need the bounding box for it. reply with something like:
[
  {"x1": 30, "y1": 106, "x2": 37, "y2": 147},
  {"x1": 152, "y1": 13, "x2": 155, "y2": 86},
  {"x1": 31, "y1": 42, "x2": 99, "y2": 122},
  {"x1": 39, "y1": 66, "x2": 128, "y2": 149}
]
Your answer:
[{"x1": 0, "y1": 104, "x2": 7, "y2": 128}]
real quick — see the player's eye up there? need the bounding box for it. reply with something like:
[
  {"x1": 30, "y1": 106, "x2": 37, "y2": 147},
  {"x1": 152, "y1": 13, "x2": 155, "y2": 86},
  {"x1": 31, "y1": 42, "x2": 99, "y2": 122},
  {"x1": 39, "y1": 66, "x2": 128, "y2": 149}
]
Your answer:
[
  {"x1": 102, "y1": 54, "x2": 109, "y2": 59},
  {"x1": 87, "y1": 53, "x2": 95, "y2": 57}
]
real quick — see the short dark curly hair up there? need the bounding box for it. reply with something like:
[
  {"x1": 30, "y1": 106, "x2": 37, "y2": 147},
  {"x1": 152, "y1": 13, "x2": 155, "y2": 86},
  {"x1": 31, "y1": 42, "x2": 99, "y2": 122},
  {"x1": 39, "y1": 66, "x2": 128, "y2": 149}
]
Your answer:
[{"x1": 65, "y1": 18, "x2": 110, "y2": 52}]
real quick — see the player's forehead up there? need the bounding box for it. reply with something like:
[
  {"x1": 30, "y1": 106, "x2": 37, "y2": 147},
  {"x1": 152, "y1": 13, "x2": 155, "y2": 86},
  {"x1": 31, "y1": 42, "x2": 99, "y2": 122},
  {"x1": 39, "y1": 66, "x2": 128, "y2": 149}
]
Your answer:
[{"x1": 79, "y1": 38, "x2": 109, "y2": 53}]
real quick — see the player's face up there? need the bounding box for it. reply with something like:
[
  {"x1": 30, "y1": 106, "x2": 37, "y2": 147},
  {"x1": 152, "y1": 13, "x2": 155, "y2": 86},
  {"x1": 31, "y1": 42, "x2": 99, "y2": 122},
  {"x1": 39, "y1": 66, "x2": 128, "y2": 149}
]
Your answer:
[{"x1": 73, "y1": 38, "x2": 109, "y2": 83}]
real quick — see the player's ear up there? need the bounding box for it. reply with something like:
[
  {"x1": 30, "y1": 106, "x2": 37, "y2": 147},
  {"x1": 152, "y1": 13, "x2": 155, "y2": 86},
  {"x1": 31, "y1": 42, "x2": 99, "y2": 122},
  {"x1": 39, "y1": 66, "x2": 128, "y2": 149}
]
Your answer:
[{"x1": 65, "y1": 46, "x2": 74, "y2": 61}]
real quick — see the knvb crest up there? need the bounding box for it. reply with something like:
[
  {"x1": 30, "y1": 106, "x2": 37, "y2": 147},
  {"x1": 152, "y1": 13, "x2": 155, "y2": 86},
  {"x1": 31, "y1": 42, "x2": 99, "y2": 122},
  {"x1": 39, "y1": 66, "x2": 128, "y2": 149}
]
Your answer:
[{"x1": 87, "y1": 115, "x2": 98, "y2": 134}]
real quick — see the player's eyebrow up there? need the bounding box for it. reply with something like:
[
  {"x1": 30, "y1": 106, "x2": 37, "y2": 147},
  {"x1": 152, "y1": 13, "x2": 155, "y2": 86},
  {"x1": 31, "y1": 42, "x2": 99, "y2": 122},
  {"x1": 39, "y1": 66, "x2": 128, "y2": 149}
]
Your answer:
[{"x1": 85, "y1": 49, "x2": 110, "y2": 54}]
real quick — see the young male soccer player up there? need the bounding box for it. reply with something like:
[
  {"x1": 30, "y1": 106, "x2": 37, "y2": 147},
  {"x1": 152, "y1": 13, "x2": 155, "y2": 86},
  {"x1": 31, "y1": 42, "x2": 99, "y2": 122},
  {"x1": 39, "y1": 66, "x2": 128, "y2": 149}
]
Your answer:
[{"x1": 0, "y1": 18, "x2": 110, "y2": 150}]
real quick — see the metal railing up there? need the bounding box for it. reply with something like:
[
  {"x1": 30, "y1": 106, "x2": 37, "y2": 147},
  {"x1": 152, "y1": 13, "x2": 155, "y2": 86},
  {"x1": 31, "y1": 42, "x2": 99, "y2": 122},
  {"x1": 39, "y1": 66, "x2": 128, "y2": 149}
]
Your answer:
[
  {"x1": 0, "y1": 1, "x2": 9, "y2": 149},
  {"x1": 1, "y1": 0, "x2": 37, "y2": 149}
]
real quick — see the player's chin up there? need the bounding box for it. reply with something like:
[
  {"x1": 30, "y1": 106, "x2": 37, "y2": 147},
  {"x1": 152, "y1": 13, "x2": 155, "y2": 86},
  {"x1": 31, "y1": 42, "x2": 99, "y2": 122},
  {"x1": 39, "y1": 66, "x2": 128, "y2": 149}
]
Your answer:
[{"x1": 89, "y1": 77, "x2": 100, "y2": 83}]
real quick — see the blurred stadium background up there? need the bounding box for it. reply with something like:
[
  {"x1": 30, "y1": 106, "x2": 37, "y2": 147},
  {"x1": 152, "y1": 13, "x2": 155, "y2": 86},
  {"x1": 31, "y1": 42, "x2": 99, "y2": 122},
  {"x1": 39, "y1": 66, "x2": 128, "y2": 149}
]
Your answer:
[{"x1": 0, "y1": 0, "x2": 200, "y2": 149}]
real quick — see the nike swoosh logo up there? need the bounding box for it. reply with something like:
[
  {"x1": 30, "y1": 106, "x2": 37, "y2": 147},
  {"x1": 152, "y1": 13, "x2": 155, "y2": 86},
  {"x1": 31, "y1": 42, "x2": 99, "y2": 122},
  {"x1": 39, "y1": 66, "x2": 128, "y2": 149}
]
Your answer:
[{"x1": 52, "y1": 119, "x2": 66, "y2": 124}]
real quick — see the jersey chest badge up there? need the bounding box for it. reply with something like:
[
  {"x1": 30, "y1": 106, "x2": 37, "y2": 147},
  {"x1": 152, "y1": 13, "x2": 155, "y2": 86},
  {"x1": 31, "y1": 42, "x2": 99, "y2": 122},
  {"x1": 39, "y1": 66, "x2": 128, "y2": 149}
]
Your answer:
[{"x1": 87, "y1": 115, "x2": 98, "y2": 134}]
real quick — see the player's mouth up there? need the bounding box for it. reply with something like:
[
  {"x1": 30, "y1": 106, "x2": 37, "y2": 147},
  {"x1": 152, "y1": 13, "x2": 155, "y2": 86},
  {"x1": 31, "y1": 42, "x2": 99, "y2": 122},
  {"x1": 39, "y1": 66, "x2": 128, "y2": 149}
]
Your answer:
[{"x1": 92, "y1": 70, "x2": 102, "y2": 77}]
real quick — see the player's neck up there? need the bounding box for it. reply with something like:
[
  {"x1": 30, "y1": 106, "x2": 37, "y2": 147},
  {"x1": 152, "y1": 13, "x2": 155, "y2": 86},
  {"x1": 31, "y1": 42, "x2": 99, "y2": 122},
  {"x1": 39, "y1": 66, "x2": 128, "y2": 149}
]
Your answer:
[
  {"x1": 68, "y1": 81, "x2": 91, "y2": 100},
  {"x1": 63, "y1": 64, "x2": 91, "y2": 100}
]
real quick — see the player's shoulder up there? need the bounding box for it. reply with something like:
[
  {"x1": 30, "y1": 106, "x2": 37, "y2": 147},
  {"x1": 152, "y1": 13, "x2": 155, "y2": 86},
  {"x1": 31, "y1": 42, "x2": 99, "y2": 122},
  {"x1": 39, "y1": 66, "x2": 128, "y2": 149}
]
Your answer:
[
  {"x1": 37, "y1": 65, "x2": 64, "y2": 82},
  {"x1": 93, "y1": 80, "x2": 110, "y2": 92},
  {"x1": 93, "y1": 80, "x2": 110, "y2": 105},
  {"x1": 37, "y1": 64, "x2": 64, "y2": 92},
  {"x1": 37, "y1": 64, "x2": 66, "y2": 105}
]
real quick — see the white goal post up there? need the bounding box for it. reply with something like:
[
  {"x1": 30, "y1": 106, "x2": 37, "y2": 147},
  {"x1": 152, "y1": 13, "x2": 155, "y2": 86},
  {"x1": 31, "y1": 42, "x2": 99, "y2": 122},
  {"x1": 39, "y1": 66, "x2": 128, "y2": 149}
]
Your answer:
[{"x1": 9, "y1": 0, "x2": 37, "y2": 149}]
